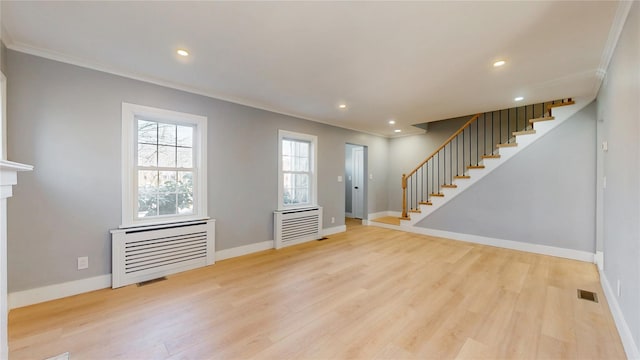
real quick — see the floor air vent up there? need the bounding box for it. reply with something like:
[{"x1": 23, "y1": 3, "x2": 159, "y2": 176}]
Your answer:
[
  {"x1": 111, "y1": 220, "x2": 215, "y2": 288},
  {"x1": 274, "y1": 207, "x2": 323, "y2": 249},
  {"x1": 137, "y1": 277, "x2": 167, "y2": 287},
  {"x1": 577, "y1": 289, "x2": 598, "y2": 303}
]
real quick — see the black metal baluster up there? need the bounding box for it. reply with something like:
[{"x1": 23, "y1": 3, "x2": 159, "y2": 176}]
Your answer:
[
  {"x1": 421, "y1": 165, "x2": 424, "y2": 203},
  {"x1": 509, "y1": 108, "x2": 512, "y2": 139},
  {"x1": 476, "y1": 118, "x2": 479, "y2": 164},
  {"x1": 462, "y1": 129, "x2": 465, "y2": 175},
  {"x1": 443, "y1": 145, "x2": 446, "y2": 186},
  {"x1": 491, "y1": 111, "x2": 494, "y2": 153},
  {"x1": 499, "y1": 110, "x2": 502, "y2": 144},
  {"x1": 450, "y1": 142, "x2": 453, "y2": 184},
  {"x1": 469, "y1": 126, "x2": 472, "y2": 167},
  {"x1": 437, "y1": 151, "x2": 440, "y2": 193}
]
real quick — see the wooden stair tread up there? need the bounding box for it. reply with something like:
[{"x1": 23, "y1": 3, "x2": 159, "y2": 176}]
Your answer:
[
  {"x1": 481, "y1": 154, "x2": 501, "y2": 159},
  {"x1": 513, "y1": 129, "x2": 536, "y2": 136},
  {"x1": 497, "y1": 143, "x2": 518, "y2": 148},
  {"x1": 429, "y1": 193, "x2": 445, "y2": 197},
  {"x1": 408, "y1": 209, "x2": 421, "y2": 214},
  {"x1": 399, "y1": 216, "x2": 411, "y2": 220},
  {"x1": 548, "y1": 100, "x2": 575, "y2": 108},
  {"x1": 529, "y1": 116, "x2": 555, "y2": 123},
  {"x1": 467, "y1": 165, "x2": 485, "y2": 169},
  {"x1": 441, "y1": 184, "x2": 457, "y2": 188},
  {"x1": 418, "y1": 201, "x2": 433, "y2": 205},
  {"x1": 454, "y1": 175, "x2": 471, "y2": 179}
]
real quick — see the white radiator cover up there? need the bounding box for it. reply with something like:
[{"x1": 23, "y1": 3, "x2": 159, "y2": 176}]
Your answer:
[
  {"x1": 274, "y1": 207, "x2": 322, "y2": 249},
  {"x1": 111, "y1": 219, "x2": 215, "y2": 288}
]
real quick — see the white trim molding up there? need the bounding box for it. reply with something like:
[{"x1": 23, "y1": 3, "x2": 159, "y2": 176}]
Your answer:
[
  {"x1": 1, "y1": 160, "x2": 33, "y2": 359},
  {"x1": 599, "y1": 269, "x2": 640, "y2": 360},
  {"x1": 367, "y1": 221, "x2": 595, "y2": 263},
  {"x1": 8, "y1": 274, "x2": 111, "y2": 310},
  {"x1": 120, "y1": 102, "x2": 208, "y2": 228},
  {"x1": 215, "y1": 241, "x2": 274, "y2": 261},
  {"x1": 277, "y1": 129, "x2": 318, "y2": 211},
  {"x1": 323, "y1": 225, "x2": 347, "y2": 237}
]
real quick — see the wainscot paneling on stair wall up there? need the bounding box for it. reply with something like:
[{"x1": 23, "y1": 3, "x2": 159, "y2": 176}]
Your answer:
[{"x1": 416, "y1": 101, "x2": 597, "y2": 253}]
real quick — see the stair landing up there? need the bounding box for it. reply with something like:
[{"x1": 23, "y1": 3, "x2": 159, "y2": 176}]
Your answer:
[{"x1": 370, "y1": 216, "x2": 401, "y2": 226}]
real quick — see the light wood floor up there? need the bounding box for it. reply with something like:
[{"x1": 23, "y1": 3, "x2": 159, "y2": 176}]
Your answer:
[{"x1": 9, "y1": 221, "x2": 625, "y2": 359}]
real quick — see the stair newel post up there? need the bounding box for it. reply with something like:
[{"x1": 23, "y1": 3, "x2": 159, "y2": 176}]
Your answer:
[{"x1": 401, "y1": 173, "x2": 408, "y2": 219}]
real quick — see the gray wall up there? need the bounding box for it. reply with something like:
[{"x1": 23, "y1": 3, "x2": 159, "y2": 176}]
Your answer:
[
  {"x1": 387, "y1": 116, "x2": 469, "y2": 212},
  {"x1": 416, "y1": 102, "x2": 597, "y2": 253},
  {"x1": 597, "y1": 2, "x2": 640, "y2": 351},
  {"x1": 6, "y1": 50, "x2": 389, "y2": 292}
]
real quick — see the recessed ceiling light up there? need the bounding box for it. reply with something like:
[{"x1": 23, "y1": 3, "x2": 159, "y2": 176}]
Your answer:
[
  {"x1": 388, "y1": 120, "x2": 396, "y2": 125},
  {"x1": 514, "y1": 96, "x2": 524, "y2": 101},
  {"x1": 493, "y1": 60, "x2": 506, "y2": 67},
  {"x1": 338, "y1": 104, "x2": 347, "y2": 109},
  {"x1": 177, "y1": 49, "x2": 190, "y2": 57},
  {"x1": 394, "y1": 129, "x2": 402, "y2": 133}
]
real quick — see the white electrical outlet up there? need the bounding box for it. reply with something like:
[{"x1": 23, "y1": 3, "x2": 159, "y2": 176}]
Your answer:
[
  {"x1": 337, "y1": 175, "x2": 343, "y2": 182},
  {"x1": 77, "y1": 256, "x2": 89, "y2": 270},
  {"x1": 617, "y1": 280, "x2": 621, "y2": 297},
  {"x1": 369, "y1": 174, "x2": 373, "y2": 180},
  {"x1": 331, "y1": 217, "x2": 335, "y2": 224}
]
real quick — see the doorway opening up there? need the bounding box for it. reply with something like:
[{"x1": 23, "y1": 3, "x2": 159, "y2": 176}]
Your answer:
[{"x1": 345, "y1": 144, "x2": 367, "y2": 221}]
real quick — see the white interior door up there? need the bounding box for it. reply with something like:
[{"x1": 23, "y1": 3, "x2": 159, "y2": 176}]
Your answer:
[{"x1": 352, "y1": 147, "x2": 364, "y2": 219}]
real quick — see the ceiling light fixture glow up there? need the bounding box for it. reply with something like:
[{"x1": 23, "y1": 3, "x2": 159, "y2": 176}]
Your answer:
[
  {"x1": 338, "y1": 104, "x2": 347, "y2": 109},
  {"x1": 388, "y1": 120, "x2": 396, "y2": 125},
  {"x1": 514, "y1": 96, "x2": 524, "y2": 101},
  {"x1": 177, "y1": 49, "x2": 190, "y2": 57},
  {"x1": 493, "y1": 60, "x2": 506, "y2": 67},
  {"x1": 394, "y1": 129, "x2": 402, "y2": 133}
]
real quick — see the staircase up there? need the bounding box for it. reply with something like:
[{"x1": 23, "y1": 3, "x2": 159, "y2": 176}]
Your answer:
[{"x1": 399, "y1": 97, "x2": 585, "y2": 227}]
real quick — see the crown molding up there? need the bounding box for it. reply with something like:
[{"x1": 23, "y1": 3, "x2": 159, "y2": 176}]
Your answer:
[
  {"x1": 2, "y1": 35, "x2": 397, "y2": 139},
  {"x1": 592, "y1": 0, "x2": 634, "y2": 96}
]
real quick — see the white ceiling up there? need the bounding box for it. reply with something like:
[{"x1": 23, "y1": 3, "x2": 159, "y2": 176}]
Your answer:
[{"x1": 1, "y1": 1, "x2": 622, "y2": 137}]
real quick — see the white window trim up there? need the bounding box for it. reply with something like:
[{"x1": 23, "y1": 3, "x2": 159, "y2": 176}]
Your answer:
[
  {"x1": 121, "y1": 102, "x2": 207, "y2": 228},
  {"x1": 278, "y1": 129, "x2": 318, "y2": 210}
]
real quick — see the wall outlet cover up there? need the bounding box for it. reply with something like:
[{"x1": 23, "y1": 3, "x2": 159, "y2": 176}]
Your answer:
[{"x1": 77, "y1": 256, "x2": 89, "y2": 270}]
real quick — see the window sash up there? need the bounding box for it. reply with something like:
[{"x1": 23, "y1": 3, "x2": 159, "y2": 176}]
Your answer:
[
  {"x1": 278, "y1": 130, "x2": 317, "y2": 210},
  {"x1": 121, "y1": 102, "x2": 207, "y2": 228}
]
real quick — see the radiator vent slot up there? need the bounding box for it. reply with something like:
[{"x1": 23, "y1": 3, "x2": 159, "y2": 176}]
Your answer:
[
  {"x1": 111, "y1": 220, "x2": 215, "y2": 288},
  {"x1": 274, "y1": 207, "x2": 323, "y2": 249}
]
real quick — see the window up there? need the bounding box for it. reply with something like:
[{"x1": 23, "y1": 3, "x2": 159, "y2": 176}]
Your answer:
[
  {"x1": 278, "y1": 130, "x2": 317, "y2": 210},
  {"x1": 121, "y1": 103, "x2": 207, "y2": 227}
]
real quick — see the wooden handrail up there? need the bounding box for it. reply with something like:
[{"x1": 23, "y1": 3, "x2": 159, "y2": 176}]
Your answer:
[{"x1": 406, "y1": 113, "x2": 481, "y2": 178}]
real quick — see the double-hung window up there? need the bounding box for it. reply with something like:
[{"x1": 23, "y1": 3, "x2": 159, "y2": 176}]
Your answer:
[
  {"x1": 121, "y1": 103, "x2": 207, "y2": 227},
  {"x1": 278, "y1": 130, "x2": 317, "y2": 210}
]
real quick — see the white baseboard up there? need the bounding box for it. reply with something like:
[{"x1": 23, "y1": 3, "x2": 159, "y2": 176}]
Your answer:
[
  {"x1": 8, "y1": 274, "x2": 112, "y2": 310},
  {"x1": 215, "y1": 240, "x2": 274, "y2": 261},
  {"x1": 367, "y1": 210, "x2": 401, "y2": 220},
  {"x1": 595, "y1": 251, "x2": 604, "y2": 270},
  {"x1": 407, "y1": 226, "x2": 594, "y2": 262},
  {"x1": 599, "y1": 269, "x2": 640, "y2": 359},
  {"x1": 366, "y1": 221, "x2": 594, "y2": 263},
  {"x1": 323, "y1": 225, "x2": 347, "y2": 236}
]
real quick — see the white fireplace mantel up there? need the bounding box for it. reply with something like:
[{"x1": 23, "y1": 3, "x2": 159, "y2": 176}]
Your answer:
[
  {"x1": 1, "y1": 160, "x2": 33, "y2": 199},
  {"x1": 0, "y1": 159, "x2": 33, "y2": 359}
]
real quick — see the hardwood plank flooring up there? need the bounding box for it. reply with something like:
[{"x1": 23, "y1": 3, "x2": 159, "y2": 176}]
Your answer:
[{"x1": 9, "y1": 221, "x2": 625, "y2": 359}]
